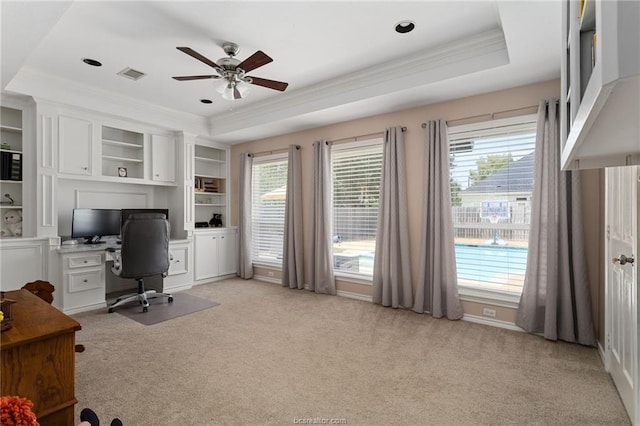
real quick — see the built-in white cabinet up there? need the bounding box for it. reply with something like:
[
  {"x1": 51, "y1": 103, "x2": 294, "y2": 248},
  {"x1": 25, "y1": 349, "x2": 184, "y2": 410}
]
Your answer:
[
  {"x1": 101, "y1": 125, "x2": 144, "y2": 179},
  {"x1": 58, "y1": 115, "x2": 92, "y2": 176},
  {"x1": 560, "y1": 0, "x2": 640, "y2": 169},
  {"x1": 1, "y1": 106, "x2": 25, "y2": 238},
  {"x1": 0, "y1": 238, "x2": 48, "y2": 291},
  {"x1": 151, "y1": 134, "x2": 176, "y2": 183},
  {"x1": 60, "y1": 250, "x2": 106, "y2": 313},
  {"x1": 194, "y1": 228, "x2": 237, "y2": 282},
  {"x1": 194, "y1": 144, "x2": 228, "y2": 227},
  {"x1": 165, "y1": 239, "x2": 193, "y2": 292}
]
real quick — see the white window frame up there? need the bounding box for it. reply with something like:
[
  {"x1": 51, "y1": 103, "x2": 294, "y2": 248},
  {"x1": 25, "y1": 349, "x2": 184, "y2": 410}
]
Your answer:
[
  {"x1": 251, "y1": 152, "x2": 288, "y2": 267},
  {"x1": 330, "y1": 137, "x2": 384, "y2": 282},
  {"x1": 448, "y1": 114, "x2": 537, "y2": 306}
]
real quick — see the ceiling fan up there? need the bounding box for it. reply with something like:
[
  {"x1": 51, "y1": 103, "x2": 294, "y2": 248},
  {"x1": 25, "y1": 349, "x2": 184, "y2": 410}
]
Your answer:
[{"x1": 172, "y1": 42, "x2": 289, "y2": 100}]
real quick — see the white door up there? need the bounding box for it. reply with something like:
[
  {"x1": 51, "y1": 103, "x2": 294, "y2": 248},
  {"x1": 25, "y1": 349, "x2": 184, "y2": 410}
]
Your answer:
[
  {"x1": 218, "y1": 230, "x2": 237, "y2": 276},
  {"x1": 58, "y1": 115, "x2": 92, "y2": 175},
  {"x1": 606, "y1": 166, "x2": 639, "y2": 424},
  {"x1": 151, "y1": 134, "x2": 175, "y2": 182},
  {"x1": 194, "y1": 232, "x2": 219, "y2": 280}
]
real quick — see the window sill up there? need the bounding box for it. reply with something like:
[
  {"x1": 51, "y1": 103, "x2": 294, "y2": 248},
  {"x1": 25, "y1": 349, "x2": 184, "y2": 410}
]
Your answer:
[
  {"x1": 334, "y1": 272, "x2": 373, "y2": 286},
  {"x1": 458, "y1": 286, "x2": 521, "y2": 309}
]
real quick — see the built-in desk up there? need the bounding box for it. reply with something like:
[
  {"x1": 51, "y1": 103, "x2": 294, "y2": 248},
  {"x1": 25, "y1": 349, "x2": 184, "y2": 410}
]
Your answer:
[
  {"x1": 1, "y1": 289, "x2": 81, "y2": 425},
  {"x1": 57, "y1": 238, "x2": 193, "y2": 314}
]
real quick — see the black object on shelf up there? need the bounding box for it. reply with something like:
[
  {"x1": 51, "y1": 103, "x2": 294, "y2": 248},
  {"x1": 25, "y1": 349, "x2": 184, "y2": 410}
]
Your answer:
[
  {"x1": 0, "y1": 151, "x2": 22, "y2": 181},
  {"x1": 195, "y1": 222, "x2": 209, "y2": 228}
]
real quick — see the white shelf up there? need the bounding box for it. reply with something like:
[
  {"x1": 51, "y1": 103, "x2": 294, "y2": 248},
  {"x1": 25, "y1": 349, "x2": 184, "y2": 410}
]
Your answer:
[
  {"x1": 195, "y1": 191, "x2": 225, "y2": 195},
  {"x1": 0, "y1": 205, "x2": 22, "y2": 208},
  {"x1": 0, "y1": 149, "x2": 22, "y2": 154},
  {"x1": 195, "y1": 156, "x2": 225, "y2": 164},
  {"x1": 102, "y1": 155, "x2": 143, "y2": 163},
  {"x1": 102, "y1": 139, "x2": 143, "y2": 149},
  {"x1": 195, "y1": 173, "x2": 225, "y2": 180},
  {"x1": 0, "y1": 180, "x2": 22, "y2": 184},
  {"x1": 0, "y1": 124, "x2": 22, "y2": 134},
  {"x1": 195, "y1": 203, "x2": 226, "y2": 207}
]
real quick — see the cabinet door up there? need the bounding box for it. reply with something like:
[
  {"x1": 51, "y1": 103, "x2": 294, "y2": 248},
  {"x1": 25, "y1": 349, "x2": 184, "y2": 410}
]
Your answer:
[
  {"x1": 218, "y1": 230, "x2": 237, "y2": 276},
  {"x1": 151, "y1": 134, "x2": 175, "y2": 182},
  {"x1": 194, "y1": 233, "x2": 219, "y2": 280},
  {"x1": 59, "y1": 115, "x2": 92, "y2": 175}
]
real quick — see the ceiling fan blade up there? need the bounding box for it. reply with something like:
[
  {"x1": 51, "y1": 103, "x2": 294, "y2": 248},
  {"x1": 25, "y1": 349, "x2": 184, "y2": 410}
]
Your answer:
[
  {"x1": 172, "y1": 75, "x2": 219, "y2": 81},
  {"x1": 248, "y1": 76, "x2": 289, "y2": 92},
  {"x1": 237, "y1": 51, "x2": 273, "y2": 73},
  {"x1": 176, "y1": 47, "x2": 222, "y2": 71}
]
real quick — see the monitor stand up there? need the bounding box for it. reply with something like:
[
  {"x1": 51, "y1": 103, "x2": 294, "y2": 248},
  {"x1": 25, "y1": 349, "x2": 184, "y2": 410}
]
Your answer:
[{"x1": 84, "y1": 236, "x2": 106, "y2": 245}]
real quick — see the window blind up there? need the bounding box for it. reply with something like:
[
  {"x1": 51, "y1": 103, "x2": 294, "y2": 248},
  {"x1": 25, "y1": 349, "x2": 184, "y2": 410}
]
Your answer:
[
  {"x1": 448, "y1": 116, "x2": 537, "y2": 295},
  {"x1": 251, "y1": 155, "x2": 288, "y2": 265},
  {"x1": 331, "y1": 140, "x2": 383, "y2": 276}
]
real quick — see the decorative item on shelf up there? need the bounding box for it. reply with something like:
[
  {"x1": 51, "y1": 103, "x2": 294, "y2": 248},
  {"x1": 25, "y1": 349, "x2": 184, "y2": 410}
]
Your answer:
[
  {"x1": 195, "y1": 222, "x2": 209, "y2": 228},
  {"x1": 0, "y1": 294, "x2": 16, "y2": 332},
  {"x1": 1, "y1": 142, "x2": 11, "y2": 150},
  {"x1": 209, "y1": 213, "x2": 223, "y2": 227},
  {"x1": 1, "y1": 209, "x2": 22, "y2": 237},
  {"x1": 117, "y1": 167, "x2": 127, "y2": 177},
  {"x1": 0, "y1": 150, "x2": 22, "y2": 181},
  {"x1": 195, "y1": 177, "x2": 220, "y2": 193},
  {"x1": 0, "y1": 193, "x2": 14, "y2": 206}
]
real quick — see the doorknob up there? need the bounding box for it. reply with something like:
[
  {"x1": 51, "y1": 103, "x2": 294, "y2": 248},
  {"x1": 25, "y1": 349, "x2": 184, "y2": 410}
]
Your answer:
[{"x1": 612, "y1": 254, "x2": 635, "y2": 265}]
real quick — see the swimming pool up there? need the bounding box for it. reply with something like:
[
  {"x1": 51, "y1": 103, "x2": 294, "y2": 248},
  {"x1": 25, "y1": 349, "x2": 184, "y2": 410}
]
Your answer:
[{"x1": 356, "y1": 244, "x2": 527, "y2": 286}]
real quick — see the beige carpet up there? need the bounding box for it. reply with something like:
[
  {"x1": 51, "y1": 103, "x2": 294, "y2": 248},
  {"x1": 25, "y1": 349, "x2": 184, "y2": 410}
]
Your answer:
[{"x1": 72, "y1": 278, "x2": 629, "y2": 425}]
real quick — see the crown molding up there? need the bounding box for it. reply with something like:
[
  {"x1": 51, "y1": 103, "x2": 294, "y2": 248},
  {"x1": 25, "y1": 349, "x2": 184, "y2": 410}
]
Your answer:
[
  {"x1": 6, "y1": 67, "x2": 210, "y2": 135},
  {"x1": 208, "y1": 28, "x2": 509, "y2": 139}
]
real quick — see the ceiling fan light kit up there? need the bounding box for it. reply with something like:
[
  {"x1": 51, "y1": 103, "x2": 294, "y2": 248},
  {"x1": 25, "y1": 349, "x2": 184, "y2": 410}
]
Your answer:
[{"x1": 173, "y1": 42, "x2": 289, "y2": 101}]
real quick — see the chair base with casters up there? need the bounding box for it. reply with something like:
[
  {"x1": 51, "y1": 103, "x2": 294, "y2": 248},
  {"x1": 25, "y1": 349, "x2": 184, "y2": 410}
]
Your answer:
[{"x1": 108, "y1": 277, "x2": 173, "y2": 313}]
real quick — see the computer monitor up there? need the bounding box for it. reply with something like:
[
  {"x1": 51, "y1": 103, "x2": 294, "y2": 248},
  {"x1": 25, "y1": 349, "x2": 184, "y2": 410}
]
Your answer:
[
  {"x1": 121, "y1": 208, "x2": 169, "y2": 226},
  {"x1": 71, "y1": 208, "x2": 122, "y2": 244}
]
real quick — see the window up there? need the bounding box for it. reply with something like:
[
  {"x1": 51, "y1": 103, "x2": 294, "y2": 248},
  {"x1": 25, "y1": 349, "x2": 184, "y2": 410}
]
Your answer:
[
  {"x1": 448, "y1": 116, "x2": 537, "y2": 295},
  {"x1": 331, "y1": 139, "x2": 383, "y2": 277},
  {"x1": 251, "y1": 154, "x2": 288, "y2": 265}
]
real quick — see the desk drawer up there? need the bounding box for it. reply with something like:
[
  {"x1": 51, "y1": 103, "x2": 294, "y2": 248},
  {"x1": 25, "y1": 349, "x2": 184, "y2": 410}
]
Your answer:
[
  {"x1": 68, "y1": 269, "x2": 103, "y2": 293},
  {"x1": 68, "y1": 254, "x2": 102, "y2": 269},
  {"x1": 168, "y1": 246, "x2": 188, "y2": 276}
]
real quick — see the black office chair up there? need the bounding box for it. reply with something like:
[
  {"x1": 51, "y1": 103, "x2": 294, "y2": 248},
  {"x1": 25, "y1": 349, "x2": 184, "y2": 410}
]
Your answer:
[{"x1": 108, "y1": 213, "x2": 173, "y2": 313}]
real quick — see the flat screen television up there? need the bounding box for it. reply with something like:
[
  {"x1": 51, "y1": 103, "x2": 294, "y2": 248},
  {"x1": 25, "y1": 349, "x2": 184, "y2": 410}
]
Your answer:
[
  {"x1": 71, "y1": 208, "x2": 122, "y2": 244},
  {"x1": 121, "y1": 208, "x2": 169, "y2": 226}
]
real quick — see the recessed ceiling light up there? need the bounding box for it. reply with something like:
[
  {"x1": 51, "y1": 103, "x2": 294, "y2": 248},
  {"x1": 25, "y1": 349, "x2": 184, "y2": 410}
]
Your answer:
[
  {"x1": 82, "y1": 58, "x2": 102, "y2": 67},
  {"x1": 200, "y1": 99, "x2": 213, "y2": 104},
  {"x1": 395, "y1": 21, "x2": 415, "y2": 34}
]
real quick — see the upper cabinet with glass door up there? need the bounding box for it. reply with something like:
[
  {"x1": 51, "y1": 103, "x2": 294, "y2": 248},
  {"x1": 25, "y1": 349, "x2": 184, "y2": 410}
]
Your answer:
[{"x1": 560, "y1": 0, "x2": 640, "y2": 169}]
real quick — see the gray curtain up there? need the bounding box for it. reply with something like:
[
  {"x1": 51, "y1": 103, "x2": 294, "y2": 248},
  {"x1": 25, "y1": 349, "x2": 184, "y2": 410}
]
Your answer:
[
  {"x1": 413, "y1": 120, "x2": 463, "y2": 319},
  {"x1": 310, "y1": 140, "x2": 336, "y2": 295},
  {"x1": 516, "y1": 100, "x2": 595, "y2": 346},
  {"x1": 372, "y1": 127, "x2": 413, "y2": 308},
  {"x1": 283, "y1": 145, "x2": 304, "y2": 289},
  {"x1": 237, "y1": 153, "x2": 253, "y2": 279}
]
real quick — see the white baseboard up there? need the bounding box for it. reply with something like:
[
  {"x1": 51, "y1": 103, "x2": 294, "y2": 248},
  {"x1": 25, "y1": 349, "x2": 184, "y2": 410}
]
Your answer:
[
  {"x1": 462, "y1": 314, "x2": 525, "y2": 332},
  {"x1": 253, "y1": 274, "x2": 281, "y2": 285},
  {"x1": 65, "y1": 301, "x2": 106, "y2": 315},
  {"x1": 163, "y1": 283, "x2": 193, "y2": 293},
  {"x1": 597, "y1": 341, "x2": 609, "y2": 370},
  {"x1": 336, "y1": 290, "x2": 373, "y2": 302}
]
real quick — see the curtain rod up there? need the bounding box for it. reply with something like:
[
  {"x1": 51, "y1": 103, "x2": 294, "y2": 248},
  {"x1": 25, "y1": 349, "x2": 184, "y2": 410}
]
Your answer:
[
  {"x1": 421, "y1": 105, "x2": 538, "y2": 128},
  {"x1": 329, "y1": 126, "x2": 407, "y2": 144},
  {"x1": 251, "y1": 145, "x2": 300, "y2": 158}
]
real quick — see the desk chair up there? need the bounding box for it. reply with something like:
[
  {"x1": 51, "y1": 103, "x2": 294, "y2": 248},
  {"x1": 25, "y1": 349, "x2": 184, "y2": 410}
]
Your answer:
[{"x1": 108, "y1": 213, "x2": 173, "y2": 313}]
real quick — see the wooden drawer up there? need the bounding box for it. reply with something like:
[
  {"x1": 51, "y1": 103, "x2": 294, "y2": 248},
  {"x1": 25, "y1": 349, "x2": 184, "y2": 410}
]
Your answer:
[
  {"x1": 68, "y1": 269, "x2": 102, "y2": 293},
  {"x1": 67, "y1": 254, "x2": 102, "y2": 269}
]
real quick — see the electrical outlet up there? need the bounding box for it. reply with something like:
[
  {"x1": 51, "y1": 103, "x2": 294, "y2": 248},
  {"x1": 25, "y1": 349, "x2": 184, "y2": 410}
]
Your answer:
[
  {"x1": 482, "y1": 308, "x2": 496, "y2": 318},
  {"x1": 267, "y1": 271, "x2": 275, "y2": 277}
]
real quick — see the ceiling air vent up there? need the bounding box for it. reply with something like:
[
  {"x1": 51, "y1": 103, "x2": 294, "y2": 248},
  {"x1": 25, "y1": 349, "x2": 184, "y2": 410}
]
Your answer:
[{"x1": 117, "y1": 67, "x2": 146, "y2": 81}]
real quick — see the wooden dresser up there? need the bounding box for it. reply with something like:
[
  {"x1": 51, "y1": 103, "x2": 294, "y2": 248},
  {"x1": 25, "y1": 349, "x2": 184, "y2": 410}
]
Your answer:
[{"x1": 1, "y1": 289, "x2": 82, "y2": 425}]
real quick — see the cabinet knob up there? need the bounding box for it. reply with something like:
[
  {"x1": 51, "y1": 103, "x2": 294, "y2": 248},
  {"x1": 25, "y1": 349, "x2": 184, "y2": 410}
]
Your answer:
[
  {"x1": 83, "y1": 260, "x2": 88, "y2": 263},
  {"x1": 176, "y1": 260, "x2": 180, "y2": 263},
  {"x1": 221, "y1": 236, "x2": 224, "y2": 239},
  {"x1": 82, "y1": 167, "x2": 88, "y2": 170},
  {"x1": 212, "y1": 237, "x2": 216, "y2": 239},
  {"x1": 155, "y1": 174, "x2": 159, "y2": 177},
  {"x1": 83, "y1": 279, "x2": 88, "y2": 283}
]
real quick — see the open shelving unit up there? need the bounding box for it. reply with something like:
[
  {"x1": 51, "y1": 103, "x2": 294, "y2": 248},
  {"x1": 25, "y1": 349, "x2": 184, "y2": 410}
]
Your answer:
[
  {"x1": 194, "y1": 145, "x2": 227, "y2": 227},
  {"x1": 101, "y1": 125, "x2": 144, "y2": 179},
  {"x1": 0, "y1": 106, "x2": 24, "y2": 237}
]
